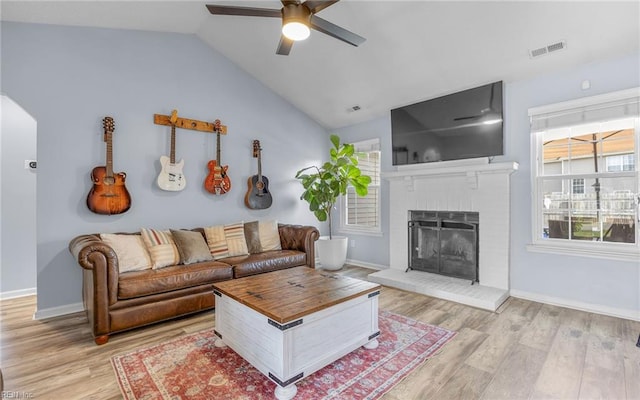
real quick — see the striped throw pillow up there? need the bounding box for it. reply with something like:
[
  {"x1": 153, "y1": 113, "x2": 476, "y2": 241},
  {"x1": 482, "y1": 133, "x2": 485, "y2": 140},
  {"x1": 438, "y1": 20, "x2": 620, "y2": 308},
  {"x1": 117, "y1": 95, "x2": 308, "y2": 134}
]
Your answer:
[
  {"x1": 224, "y1": 222, "x2": 249, "y2": 257},
  {"x1": 204, "y1": 225, "x2": 229, "y2": 259},
  {"x1": 140, "y1": 228, "x2": 180, "y2": 269}
]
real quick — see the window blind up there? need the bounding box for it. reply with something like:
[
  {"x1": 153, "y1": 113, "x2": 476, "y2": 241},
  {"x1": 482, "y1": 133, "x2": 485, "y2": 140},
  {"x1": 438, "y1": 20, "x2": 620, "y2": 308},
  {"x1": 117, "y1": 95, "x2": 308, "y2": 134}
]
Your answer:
[
  {"x1": 346, "y1": 140, "x2": 380, "y2": 228},
  {"x1": 530, "y1": 89, "x2": 639, "y2": 132}
]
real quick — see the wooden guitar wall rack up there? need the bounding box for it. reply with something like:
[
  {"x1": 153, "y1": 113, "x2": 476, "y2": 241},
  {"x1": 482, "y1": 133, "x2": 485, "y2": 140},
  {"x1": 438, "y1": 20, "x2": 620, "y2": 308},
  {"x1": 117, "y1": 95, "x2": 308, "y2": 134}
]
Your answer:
[{"x1": 153, "y1": 113, "x2": 227, "y2": 135}]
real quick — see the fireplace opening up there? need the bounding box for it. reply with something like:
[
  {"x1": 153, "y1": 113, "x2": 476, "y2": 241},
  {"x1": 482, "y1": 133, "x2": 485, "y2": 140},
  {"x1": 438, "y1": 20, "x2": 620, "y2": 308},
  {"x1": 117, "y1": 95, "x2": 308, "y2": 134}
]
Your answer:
[{"x1": 408, "y1": 210, "x2": 479, "y2": 282}]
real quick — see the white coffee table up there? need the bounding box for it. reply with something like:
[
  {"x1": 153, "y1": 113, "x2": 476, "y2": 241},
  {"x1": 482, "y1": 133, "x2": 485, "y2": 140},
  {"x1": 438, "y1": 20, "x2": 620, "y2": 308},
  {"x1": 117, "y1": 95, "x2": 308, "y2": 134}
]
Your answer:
[{"x1": 212, "y1": 266, "x2": 381, "y2": 400}]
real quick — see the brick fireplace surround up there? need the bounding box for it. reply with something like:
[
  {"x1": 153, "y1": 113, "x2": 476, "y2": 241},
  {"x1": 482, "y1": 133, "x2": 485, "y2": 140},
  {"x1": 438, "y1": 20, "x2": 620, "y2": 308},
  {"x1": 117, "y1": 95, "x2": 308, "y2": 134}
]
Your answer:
[{"x1": 369, "y1": 159, "x2": 518, "y2": 311}]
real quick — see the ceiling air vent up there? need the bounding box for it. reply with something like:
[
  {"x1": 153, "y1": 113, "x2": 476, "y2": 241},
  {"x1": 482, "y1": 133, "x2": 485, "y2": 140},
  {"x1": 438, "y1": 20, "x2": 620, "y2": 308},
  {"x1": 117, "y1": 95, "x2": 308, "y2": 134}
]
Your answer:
[{"x1": 529, "y1": 40, "x2": 567, "y2": 59}]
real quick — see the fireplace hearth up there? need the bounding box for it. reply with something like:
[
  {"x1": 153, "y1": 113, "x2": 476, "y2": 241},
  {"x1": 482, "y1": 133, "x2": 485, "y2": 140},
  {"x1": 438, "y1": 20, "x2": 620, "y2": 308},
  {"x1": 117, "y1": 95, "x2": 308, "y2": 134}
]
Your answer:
[
  {"x1": 368, "y1": 160, "x2": 517, "y2": 311},
  {"x1": 408, "y1": 210, "x2": 479, "y2": 282}
]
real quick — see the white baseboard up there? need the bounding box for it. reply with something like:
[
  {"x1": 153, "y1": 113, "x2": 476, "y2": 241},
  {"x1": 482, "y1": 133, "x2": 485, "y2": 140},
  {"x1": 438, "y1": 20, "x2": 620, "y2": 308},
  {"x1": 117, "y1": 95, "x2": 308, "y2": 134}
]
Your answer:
[
  {"x1": 345, "y1": 258, "x2": 386, "y2": 271},
  {"x1": 510, "y1": 289, "x2": 639, "y2": 322},
  {"x1": 0, "y1": 287, "x2": 36, "y2": 300},
  {"x1": 33, "y1": 302, "x2": 84, "y2": 320}
]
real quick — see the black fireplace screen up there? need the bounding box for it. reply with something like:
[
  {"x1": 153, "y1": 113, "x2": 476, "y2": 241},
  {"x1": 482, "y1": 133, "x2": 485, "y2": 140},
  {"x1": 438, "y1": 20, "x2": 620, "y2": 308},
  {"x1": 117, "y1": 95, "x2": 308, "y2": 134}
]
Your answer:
[{"x1": 408, "y1": 211, "x2": 479, "y2": 282}]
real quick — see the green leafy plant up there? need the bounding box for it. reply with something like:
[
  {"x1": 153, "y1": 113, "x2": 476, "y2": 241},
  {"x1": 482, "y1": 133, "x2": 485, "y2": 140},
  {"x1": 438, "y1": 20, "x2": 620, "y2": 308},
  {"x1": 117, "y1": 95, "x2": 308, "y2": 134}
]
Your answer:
[{"x1": 295, "y1": 134, "x2": 372, "y2": 239}]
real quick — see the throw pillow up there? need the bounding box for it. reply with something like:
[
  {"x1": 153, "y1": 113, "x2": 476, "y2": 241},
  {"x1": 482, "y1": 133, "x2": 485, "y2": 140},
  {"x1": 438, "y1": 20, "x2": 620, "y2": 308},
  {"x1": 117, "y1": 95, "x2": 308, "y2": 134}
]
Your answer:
[
  {"x1": 100, "y1": 233, "x2": 152, "y2": 273},
  {"x1": 140, "y1": 228, "x2": 180, "y2": 269},
  {"x1": 224, "y1": 222, "x2": 249, "y2": 257},
  {"x1": 258, "y1": 219, "x2": 282, "y2": 251},
  {"x1": 170, "y1": 229, "x2": 214, "y2": 265},
  {"x1": 244, "y1": 221, "x2": 262, "y2": 254},
  {"x1": 204, "y1": 225, "x2": 229, "y2": 259}
]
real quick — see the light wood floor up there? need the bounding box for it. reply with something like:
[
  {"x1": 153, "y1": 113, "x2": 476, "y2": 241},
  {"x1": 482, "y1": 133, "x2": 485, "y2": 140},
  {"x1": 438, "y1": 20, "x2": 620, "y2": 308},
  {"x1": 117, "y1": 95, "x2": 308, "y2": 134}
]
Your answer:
[{"x1": 1, "y1": 266, "x2": 639, "y2": 400}]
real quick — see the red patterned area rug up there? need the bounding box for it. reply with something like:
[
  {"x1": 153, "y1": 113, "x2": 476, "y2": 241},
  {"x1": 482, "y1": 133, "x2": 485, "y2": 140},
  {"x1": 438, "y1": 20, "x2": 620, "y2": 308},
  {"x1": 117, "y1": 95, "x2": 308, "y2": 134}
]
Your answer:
[{"x1": 112, "y1": 310, "x2": 456, "y2": 400}]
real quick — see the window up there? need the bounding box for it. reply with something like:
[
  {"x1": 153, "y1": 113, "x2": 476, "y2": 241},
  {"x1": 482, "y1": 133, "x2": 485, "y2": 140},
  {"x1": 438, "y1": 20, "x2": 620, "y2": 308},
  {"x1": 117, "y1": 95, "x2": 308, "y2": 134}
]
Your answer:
[
  {"x1": 529, "y1": 88, "x2": 639, "y2": 261},
  {"x1": 606, "y1": 154, "x2": 635, "y2": 172},
  {"x1": 340, "y1": 138, "x2": 381, "y2": 235},
  {"x1": 572, "y1": 178, "x2": 585, "y2": 194}
]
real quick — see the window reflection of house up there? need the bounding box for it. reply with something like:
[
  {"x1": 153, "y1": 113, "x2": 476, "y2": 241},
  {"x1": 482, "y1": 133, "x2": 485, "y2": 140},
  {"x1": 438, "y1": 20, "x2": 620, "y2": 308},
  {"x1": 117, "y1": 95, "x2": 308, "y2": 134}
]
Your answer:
[{"x1": 539, "y1": 124, "x2": 637, "y2": 244}]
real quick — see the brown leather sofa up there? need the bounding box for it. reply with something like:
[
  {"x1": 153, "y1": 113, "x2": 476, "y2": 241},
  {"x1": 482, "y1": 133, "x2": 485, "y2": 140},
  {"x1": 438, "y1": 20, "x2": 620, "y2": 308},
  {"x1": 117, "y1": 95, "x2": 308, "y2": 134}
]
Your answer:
[{"x1": 69, "y1": 224, "x2": 319, "y2": 345}]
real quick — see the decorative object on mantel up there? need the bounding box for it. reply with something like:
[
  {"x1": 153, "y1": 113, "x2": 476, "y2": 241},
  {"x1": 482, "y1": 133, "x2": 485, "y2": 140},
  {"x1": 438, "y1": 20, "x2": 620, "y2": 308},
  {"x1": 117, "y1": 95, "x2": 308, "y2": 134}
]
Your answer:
[
  {"x1": 156, "y1": 109, "x2": 186, "y2": 191},
  {"x1": 295, "y1": 134, "x2": 371, "y2": 270},
  {"x1": 86, "y1": 116, "x2": 131, "y2": 215},
  {"x1": 245, "y1": 139, "x2": 272, "y2": 209},
  {"x1": 204, "y1": 119, "x2": 231, "y2": 195},
  {"x1": 205, "y1": 0, "x2": 366, "y2": 56},
  {"x1": 111, "y1": 310, "x2": 456, "y2": 400}
]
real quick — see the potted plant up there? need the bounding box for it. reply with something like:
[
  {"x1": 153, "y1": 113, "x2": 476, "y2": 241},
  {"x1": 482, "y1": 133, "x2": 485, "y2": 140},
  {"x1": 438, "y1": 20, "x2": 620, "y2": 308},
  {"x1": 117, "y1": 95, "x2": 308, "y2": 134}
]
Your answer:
[{"x1": 295, "y1": 134, "x2": 371, "y2": 270}]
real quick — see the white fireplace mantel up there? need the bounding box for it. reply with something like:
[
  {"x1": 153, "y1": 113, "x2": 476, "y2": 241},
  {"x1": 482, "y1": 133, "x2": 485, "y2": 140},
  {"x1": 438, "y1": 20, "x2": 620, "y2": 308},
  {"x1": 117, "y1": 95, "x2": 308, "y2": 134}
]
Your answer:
[
  {"x1": 371, "y1": 160, "x2": 519, "y2": 311},
  {"x1": 382, "y1": 160, "x2": 519, "y2": 180}
]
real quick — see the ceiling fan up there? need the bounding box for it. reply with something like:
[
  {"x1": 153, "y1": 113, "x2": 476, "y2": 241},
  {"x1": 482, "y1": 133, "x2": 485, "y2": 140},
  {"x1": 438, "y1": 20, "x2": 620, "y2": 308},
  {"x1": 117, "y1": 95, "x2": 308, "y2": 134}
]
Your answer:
[
  {"x1": 205, "y1": 0, "x2": 366, "y2": 56},
  {"x1": 454, "y1": 82, "x2": 501, "y2": 124}
]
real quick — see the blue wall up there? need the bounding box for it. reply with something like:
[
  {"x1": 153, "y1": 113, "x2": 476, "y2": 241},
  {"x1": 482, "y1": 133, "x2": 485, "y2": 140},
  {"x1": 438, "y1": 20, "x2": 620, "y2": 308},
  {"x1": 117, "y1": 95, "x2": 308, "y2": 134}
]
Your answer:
[
  {"x1": 507, "y1": 53, "x2": 640, "y2": 315},
  {"x1": 1, "y1": 22, "x2": 329, "y2": 314},
  {"x1": 336, "y1": 53, "x2": 640, "y2": 316},
  {"x1": 3, "y1": 21, "x2": 638, "y2": 318}
]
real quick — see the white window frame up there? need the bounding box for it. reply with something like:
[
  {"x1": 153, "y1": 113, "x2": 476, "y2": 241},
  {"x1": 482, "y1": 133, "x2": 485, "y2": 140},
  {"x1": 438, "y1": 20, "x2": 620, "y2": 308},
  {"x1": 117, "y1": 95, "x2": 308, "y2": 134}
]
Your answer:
[
  {"x1": 527, "y1": 87, "x2": 640, "y2": 261},
  {"x1": 571, "y1": 178, "x2": 585, "y2": 194},
  {"x1": 606, "y1": 154, "x2": 635, "y2": 172},
  {"x1": 339, "y1": 138, "x2": 382, "y2": 236}
]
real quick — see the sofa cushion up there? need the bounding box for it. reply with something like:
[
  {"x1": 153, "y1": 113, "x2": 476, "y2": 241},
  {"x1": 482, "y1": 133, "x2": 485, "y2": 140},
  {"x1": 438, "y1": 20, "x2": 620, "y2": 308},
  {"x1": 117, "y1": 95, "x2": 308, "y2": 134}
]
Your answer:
[
  {"x1": 140, "y1": 228, "x2": 180, "y2": 269},
  {"x1": 224, "y1": 222, "x2": 249, "y2": 256},
  {"x1": 204, "y1": 222, "x2": 249, "y2": 259},
  {"x1": 100, "y1": 233, "x2": 151, "y2": 273},
  {"x1": 204, "y1": 225, "x2": 229, "y2": 259},
  {"x1": 258, "y1": 220, "x2": 282, "y2": 251},
  {"x1": 117, "y1": 261, "x2": 233, "y2": 299},
  {"x1": 244, "y1": 221, "x2": 261, "y2": 253},
  {"x1": 244, "y1": 220, "x2": 282, "y2": 253},
  {"x1": 221, "y1": 250, "x2": 307, "y2": 278},
  {"x1": 171, "y1": 229, "x2": 214, "y2": 265}
]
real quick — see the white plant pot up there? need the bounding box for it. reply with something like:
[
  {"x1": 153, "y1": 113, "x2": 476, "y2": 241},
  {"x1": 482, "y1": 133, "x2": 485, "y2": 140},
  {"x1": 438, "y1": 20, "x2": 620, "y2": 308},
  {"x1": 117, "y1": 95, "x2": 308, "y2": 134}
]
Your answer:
[{"x1": 316, "y1": 236, "x2": 348, "y2": 271}]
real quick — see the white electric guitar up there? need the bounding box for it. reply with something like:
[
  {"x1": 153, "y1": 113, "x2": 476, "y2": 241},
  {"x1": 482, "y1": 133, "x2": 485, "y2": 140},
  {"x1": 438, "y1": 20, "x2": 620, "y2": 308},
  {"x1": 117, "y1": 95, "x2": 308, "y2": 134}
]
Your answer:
[{"x1": 157, "y1": 110, "x2": 186, "y2": 191}]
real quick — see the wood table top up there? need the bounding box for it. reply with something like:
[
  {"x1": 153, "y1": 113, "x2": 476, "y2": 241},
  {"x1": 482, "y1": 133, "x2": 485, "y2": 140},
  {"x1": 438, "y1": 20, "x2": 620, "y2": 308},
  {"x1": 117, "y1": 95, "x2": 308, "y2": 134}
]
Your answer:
[{"x1": 213, "y1": 266, "x2": 381, "y2": 324}]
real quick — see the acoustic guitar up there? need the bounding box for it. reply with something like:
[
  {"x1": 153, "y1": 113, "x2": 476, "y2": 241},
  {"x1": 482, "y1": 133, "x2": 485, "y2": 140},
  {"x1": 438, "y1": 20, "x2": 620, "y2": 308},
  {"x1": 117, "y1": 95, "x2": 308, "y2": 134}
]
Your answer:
[
  {"x1": 245, "y1": 140, "x2": 272, "y2": 209},
  {"x1": 86, "y1": 117, "x2": 131, "y2": 215},
  {"x1": 157, "y1": 110, "x2": 186, "y2": 191},
  {"x1": 204, "y1": 119, "x2": 231, "y2": 195}
]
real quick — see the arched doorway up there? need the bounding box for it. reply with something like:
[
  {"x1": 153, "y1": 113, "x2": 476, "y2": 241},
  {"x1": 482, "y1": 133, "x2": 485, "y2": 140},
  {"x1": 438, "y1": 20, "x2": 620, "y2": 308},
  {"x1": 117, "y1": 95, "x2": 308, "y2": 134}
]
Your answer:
[{"x1": 0, "y1": 95, "x2": 37, "y2": 298}]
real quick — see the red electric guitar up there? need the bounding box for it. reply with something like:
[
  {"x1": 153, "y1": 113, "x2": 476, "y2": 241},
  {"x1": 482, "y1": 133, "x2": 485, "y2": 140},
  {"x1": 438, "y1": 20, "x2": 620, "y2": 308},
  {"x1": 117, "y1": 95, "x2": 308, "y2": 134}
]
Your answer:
[{"x1": 204, "y1": 119, "x2": 231, "y2": 195}]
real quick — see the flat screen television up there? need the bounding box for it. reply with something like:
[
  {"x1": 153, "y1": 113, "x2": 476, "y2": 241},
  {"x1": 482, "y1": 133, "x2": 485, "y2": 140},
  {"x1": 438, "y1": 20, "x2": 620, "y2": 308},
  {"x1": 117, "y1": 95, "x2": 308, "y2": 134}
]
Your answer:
[{"x1": 391, "y1": 81, "x2": 503, "y2": 166}]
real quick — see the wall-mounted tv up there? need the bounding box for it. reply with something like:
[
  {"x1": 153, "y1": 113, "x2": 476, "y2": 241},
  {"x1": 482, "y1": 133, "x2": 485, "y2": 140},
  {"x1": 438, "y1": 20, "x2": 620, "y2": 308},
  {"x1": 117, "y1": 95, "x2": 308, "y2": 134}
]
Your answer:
[{"x1": 391, "y1": 81, "x2": 503, "y2": 166}]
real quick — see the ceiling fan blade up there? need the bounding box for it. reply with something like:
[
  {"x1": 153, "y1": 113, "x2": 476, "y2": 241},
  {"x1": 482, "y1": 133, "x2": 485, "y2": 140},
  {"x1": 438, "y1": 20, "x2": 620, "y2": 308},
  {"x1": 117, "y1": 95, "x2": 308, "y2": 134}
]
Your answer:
[
  {"x1": 304, "y1": 0, "x2": 340, "y2": 14},
  {"x1": 309, "y1": 15, "x2": 366, "y2": 47},
  {"x1": 454, "y1": 115, "x2": 482, "y2": 121},
  {"x1": 206, "y1": 5, "x2": 281, "y2": 18},
  {"x1": 276, "y1": 35, "x2": 294, "y2": 55}
]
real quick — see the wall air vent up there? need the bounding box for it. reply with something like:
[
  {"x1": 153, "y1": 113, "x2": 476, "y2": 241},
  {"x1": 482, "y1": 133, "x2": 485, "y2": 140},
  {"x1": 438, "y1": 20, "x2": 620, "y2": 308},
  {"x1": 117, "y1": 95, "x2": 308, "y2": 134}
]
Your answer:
[{"x1": 529, "y1": 40, "x2": 567, "y2": 59}]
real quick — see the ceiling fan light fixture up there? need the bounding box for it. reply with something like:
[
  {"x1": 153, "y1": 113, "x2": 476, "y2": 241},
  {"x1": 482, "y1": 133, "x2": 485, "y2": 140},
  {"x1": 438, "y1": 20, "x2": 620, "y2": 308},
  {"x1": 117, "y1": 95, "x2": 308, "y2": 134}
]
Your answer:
[
  {"x1": 482, "y1": 118, "x2": 502, "y2": 125},
  {"x1": 281, "y1": 4, "x2": 311, "y2": 41},
  {"x1": 282, "y1": 21, "x2": 310, "y2": 41}
]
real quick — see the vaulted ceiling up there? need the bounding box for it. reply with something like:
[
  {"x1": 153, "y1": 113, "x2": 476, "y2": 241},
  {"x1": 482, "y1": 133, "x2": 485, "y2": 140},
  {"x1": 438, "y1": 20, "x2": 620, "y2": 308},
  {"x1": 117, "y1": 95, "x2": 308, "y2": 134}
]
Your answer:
[{"x1": 2, "y1": 1, "x2": 639, "y2": 129}]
